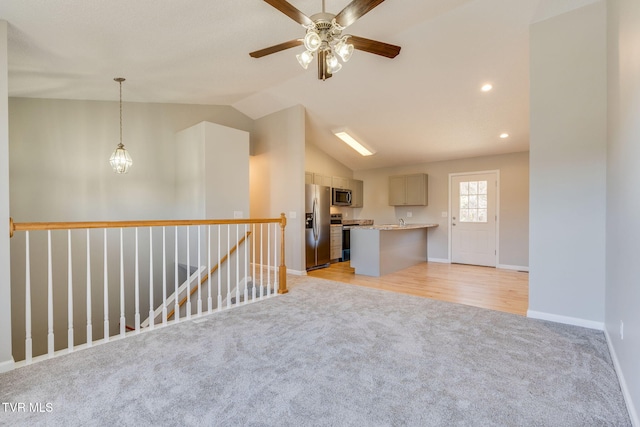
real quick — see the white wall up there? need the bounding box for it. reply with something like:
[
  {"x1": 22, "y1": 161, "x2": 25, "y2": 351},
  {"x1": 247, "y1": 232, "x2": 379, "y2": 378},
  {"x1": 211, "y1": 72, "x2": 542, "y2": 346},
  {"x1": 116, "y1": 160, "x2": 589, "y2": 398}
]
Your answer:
[
  {"x1": 528, "y1": 2, "x2": 607, "y2": 328},
  {"x1": 250, "y1": 105, "x2": 306, "y2": 273},
  {"x1": 606, "y1": 0, "x2": 640, "y2": 423},
  {"x1": 355, "y1": 152, "x2": 529, "y2": 268},
  {"x1": 175, "y1": 121, "x2": 250, "y2": 219},
  {"x1": 0, "y1": 21, "x2": 14, "y2": 372}
]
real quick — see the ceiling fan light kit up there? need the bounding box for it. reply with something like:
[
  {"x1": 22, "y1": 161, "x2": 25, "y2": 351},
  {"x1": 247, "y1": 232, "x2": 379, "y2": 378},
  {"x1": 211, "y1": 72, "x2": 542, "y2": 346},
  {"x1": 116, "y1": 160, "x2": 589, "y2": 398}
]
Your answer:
[{"x1": 251, "y1": 0, "x2": 401, "y2": 80}]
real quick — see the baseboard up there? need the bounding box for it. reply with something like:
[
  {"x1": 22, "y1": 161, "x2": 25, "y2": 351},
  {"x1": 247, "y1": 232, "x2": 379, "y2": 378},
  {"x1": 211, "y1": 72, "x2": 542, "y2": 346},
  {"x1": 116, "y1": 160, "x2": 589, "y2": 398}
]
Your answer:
[
  {"x1": 287, "y1": 268, "x2": 306, "y2": 276},
  {"x1": 427, "y1": 258, "x2": 450, "y2": 264},
  {"x1": 604, "y1": 329, "x2": 639, "y2": 427},
  {"x1": 0, "y1": 357, "x2": 15, "y2": 373},
  {"x1": 527, "y1": 310, "x2": 604, "y2": 330},
  {"x1": 497, "y1": 264, "x2": 529, "y2": 272}
]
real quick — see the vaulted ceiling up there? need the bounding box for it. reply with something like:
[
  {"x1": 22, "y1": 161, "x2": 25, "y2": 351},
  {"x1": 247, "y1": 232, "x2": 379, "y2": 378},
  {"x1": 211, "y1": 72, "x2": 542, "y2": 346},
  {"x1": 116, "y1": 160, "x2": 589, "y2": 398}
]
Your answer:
[{"x1": 1, "y1": 0, "x2": 598, "y2": 170}]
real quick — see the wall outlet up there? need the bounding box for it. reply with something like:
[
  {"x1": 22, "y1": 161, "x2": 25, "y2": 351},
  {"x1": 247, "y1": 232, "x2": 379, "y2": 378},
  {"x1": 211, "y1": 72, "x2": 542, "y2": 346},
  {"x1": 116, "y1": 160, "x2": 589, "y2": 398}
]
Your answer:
[
  {"x1": 441, "y1": 211, "x2": 448, "y2": 218},
  {"x1": 233, "y1": 211, "x2": 243, "y2": 218},
  {"x1": 289, "y1": 211, "x2": 297, "y2": 219},
  {"x1": 406, "y1": 212, "x2": 412, "y2": 218},
  {"x1": 620, "y1": 320, "x2": 624, "y2": 340}
]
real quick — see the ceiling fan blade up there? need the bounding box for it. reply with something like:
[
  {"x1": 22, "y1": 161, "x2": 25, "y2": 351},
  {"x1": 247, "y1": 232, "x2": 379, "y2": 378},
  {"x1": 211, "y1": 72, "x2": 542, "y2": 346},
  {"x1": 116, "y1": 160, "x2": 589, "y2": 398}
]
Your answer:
[
  {"x1": 334, "y1": 0, "x2": 386, "y2": 28},
  {"x1": 264, "y1": 0, "x2": 313, "y2": 26},
  {"x1": 249, "y1": 39, "x2": 303, "y2": 58},
  {"x1": 350, "y1": 35, "x2": 401, "y2": 58}
]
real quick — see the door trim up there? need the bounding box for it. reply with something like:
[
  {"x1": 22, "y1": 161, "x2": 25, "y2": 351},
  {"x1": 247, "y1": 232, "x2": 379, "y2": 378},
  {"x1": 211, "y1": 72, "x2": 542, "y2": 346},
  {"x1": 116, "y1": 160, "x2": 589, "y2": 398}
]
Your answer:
[{"x1": 447, "y1": 170, "x2": 500, "y2": 265}]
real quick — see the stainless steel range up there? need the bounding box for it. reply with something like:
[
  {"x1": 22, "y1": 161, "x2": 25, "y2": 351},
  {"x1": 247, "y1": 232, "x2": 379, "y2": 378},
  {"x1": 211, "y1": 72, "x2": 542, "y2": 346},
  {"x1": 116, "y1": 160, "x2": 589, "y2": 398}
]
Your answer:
[{"x1": 340, "y1": 217, "x2": 374, "y2": 261}]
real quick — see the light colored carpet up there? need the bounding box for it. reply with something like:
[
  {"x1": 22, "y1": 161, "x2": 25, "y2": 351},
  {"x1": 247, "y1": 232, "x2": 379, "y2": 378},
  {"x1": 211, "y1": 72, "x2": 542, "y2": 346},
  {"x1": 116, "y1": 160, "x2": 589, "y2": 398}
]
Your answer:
[{"x1": 0, "y1": 276, "x2": 631, "y2": 426}]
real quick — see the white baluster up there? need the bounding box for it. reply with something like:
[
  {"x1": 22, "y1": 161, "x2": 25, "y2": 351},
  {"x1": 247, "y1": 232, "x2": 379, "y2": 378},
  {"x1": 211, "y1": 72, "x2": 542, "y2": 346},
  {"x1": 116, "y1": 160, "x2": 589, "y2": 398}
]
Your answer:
[
  {"x1": 103, "y1": 229, "x2": 109, "y2": 342},
  {"x1": 47, "y1": 230, "x2": 54, "y2": 358},
  {"x1": 207, "y1": 225, "x2": 212, "y2": 313},
  {"x1": 235, "y1": 224, "x2": 240, "y2": 305},
  {"x1": 148, "y1": 227, "x2": 154, "y2": 330},
  {"x1": 186, "y1": 227, "x2": 191, "y2": 319},
  {"x1": 86, "y1": 230, "x2": 92, "y2": 347},
  {"x1": 174, "y1": 226, "x2": 179, "y2": 323},
  {"x1": 25, "y1": 231, "x2": 32, "y2": 364},
  {"x1": 67, "y1": 230, "x2": 74, "y2": 352},
  {"x1": 227, "y1": 225, "x2": 231, "y2": 309},
  {"x1": 260, "y1": 224, "x2": 264, "y2": 299},
  {"x1": 252, "y1": 224, "x2": 256, "y2": 301},
  {"x1": 119, "y1": 228, "x2": 125, "y2": 337},
  {"x1": 197, "y1": 226, "x2": 202, "y2": 315},
  {"x1": 243, "y1": 224, "x2": 248, "y2": 304},
  {"x1": 134, "y1": 228, "x2": 140, "y2": 332},
  {"x1": 162, "y1": 227, "x2": 167, "y2": 326},
  {"x1": 217, "y1": 225, "x2": 222, "y2": 310},
  {"x1": 267, "y1": 223, "x2": 271, "y2": 297}
]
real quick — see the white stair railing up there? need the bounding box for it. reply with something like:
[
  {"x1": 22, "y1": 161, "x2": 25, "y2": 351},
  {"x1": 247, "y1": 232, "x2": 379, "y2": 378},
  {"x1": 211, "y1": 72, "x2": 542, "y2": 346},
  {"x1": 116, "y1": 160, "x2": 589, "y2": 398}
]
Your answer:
[{"x1": 9, "y1": 215, "x2": 288, "y2": 368}]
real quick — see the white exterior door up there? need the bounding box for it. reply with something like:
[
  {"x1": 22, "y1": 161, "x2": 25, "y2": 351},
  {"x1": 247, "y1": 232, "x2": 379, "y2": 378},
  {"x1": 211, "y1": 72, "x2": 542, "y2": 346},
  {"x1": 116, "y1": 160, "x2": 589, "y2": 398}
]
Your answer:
[{"x1": 450, "y1": 172, "x2": 498, "y2": 267}]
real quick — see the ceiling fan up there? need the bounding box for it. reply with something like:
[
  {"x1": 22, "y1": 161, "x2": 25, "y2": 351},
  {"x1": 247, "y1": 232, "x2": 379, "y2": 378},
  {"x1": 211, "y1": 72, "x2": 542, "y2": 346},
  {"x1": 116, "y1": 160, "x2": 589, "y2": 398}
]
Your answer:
[{"x1": 249, "y1": 0, "x2": 401, "y2": 80}]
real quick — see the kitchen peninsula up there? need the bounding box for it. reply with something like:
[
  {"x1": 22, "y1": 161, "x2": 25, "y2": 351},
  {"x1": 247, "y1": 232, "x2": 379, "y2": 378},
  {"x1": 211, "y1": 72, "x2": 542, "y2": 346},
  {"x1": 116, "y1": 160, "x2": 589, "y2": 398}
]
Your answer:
[{"x1": 350, "y1": 224, "x2": 438, "y2": 277}]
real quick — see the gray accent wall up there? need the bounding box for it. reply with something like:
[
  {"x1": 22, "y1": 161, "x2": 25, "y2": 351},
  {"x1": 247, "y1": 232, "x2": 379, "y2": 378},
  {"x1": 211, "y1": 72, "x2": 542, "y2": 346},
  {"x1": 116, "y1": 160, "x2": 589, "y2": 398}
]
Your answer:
[
  {"x1": 529, "y1": 2, "x2": 607, "y2": 327},
  {"x1": 606, "y1": 0, "x2": 640, "y2": 423},
  {"x1": 7, "y1": 98, "x2": 254, "y2": 361}
]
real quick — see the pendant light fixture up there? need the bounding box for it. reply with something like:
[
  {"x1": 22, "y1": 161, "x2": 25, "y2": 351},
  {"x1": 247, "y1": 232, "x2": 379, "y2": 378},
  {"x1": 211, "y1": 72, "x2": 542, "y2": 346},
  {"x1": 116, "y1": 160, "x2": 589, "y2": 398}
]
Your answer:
[{"x1": 109, "y1": 77, "x2": 133, "y2": 174}]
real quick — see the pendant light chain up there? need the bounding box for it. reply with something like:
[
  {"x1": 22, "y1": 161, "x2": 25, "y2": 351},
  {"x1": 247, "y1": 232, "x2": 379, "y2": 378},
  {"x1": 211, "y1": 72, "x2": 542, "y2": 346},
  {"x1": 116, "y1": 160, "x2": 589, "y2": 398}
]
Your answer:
[{"x1": 119, "y1": 79, "x2": 123, "y2": 148}]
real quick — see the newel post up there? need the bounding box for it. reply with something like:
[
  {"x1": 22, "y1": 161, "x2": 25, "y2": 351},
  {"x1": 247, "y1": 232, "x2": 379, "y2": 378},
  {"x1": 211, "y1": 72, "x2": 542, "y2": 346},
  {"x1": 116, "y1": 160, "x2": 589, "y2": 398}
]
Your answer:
[{"x1": 278, "y1": 213, "x2": 288, "y2": 294}]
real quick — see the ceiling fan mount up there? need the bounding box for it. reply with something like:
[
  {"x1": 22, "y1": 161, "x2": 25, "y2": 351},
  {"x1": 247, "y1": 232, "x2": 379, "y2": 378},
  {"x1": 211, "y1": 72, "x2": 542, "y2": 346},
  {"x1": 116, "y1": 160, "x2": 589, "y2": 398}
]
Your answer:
[{"x1": 250, "y1": 0, "x2": 401, "y2": 81}]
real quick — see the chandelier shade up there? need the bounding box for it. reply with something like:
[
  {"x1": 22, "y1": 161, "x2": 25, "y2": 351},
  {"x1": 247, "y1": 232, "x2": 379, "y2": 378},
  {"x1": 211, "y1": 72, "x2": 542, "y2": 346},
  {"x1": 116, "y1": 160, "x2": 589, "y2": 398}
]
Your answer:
[
  {"x1": 110, "y1": 77, "x2": 133, "y2": 174},
  {"x1": 109, "y1": 143, "x2": 133, "y2": 174},
  {"x1": 295, "y1": 15, "x2": 354, "y2": 80}
]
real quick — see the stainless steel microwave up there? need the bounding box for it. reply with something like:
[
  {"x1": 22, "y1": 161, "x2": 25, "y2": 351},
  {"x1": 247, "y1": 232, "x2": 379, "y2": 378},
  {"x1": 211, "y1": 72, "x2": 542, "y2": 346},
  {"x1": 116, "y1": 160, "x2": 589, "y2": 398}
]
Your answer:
[{"x1": 332, "y1": 187, "x2": 352, "y2": 206}]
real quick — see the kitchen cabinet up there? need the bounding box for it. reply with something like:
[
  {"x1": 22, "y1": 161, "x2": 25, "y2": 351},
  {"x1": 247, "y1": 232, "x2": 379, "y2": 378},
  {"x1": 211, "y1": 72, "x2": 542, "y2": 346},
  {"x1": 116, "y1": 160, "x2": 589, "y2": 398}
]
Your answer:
[
  {"x1": 332, "y1": 176, "x2": 349, "y2": 190},
  {"x1": 330, "y1": 225, "x2": 343, "y2": 261},
  {"x1": 388, "y1": 173, "x2": 428, "y2": 206},
  {"x1": 305, "y1": 172, "x2": 313, "y2": 185},
  {"x1": 349, "y1": 179, "x2": 364, "y2": 208},
  {"x1": 313, "y1": 173, "x2": 332, "y2": 188}
]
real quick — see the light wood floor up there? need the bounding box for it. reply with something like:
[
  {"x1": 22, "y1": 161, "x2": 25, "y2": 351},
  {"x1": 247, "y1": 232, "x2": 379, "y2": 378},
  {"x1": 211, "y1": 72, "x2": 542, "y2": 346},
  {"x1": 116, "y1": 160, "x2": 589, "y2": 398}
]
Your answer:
[{"x1": 307, "y1": 261, "x2": 529, "y2": 316}]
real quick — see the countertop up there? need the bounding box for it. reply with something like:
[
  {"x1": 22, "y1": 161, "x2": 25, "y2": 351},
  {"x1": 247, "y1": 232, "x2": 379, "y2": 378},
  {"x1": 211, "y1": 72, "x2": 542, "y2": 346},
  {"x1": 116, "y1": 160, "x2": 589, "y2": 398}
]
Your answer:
[{"x1": 350, "y1": 224, "x2": 439, "y2": 231}]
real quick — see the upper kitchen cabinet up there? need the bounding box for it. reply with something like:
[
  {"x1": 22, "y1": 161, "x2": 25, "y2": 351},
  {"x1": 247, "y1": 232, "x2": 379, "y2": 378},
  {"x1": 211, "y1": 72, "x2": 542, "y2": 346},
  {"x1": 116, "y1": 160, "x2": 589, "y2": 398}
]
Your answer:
[
  {"x1": 388, "y1": 174, "x2": 428, "y2": 206},
  {"x1": 305, "y1": 172, "x2": 313, "y2": 185},
  {"x1": 349, "y1": 179, "x2": 364, "y2": 208},
  {"x1": 313, "y1": 173, "x2": 332, "y2": 187},
  {"x1": 332, "y1": 176, "x2": 349, "y2": 190}
]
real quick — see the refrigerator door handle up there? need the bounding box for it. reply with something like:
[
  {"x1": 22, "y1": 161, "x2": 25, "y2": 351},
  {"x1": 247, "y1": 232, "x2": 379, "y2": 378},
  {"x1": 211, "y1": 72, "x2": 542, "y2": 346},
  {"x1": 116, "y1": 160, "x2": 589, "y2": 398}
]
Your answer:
[{"x1": 312, "y1": 197, "x2": 318, "y2": 241}]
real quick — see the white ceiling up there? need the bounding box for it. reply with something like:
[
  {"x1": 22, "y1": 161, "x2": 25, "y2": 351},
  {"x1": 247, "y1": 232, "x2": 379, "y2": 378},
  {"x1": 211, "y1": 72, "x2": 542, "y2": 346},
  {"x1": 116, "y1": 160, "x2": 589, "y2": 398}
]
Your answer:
[{"x1": 1, "y1": 0, "x2": 598, "y2": 170}]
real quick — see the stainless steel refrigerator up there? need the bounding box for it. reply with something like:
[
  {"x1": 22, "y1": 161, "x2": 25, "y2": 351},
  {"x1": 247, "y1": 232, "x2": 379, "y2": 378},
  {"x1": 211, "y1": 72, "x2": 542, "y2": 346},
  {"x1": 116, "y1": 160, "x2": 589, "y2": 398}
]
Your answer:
[{"x1": 305, "y1": 184, "x2": 331, "y2": 270}]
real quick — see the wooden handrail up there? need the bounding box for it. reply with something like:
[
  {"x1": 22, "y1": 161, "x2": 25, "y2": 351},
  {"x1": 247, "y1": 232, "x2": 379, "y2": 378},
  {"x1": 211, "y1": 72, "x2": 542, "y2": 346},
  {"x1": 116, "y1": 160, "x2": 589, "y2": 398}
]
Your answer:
[
  {"x1": 9, "y1": 217, "x2": 284, "y2": 238},
  {"x1": 9, "y1": 213, "x2": 288, "y2": 294},
  {"x1": 166, "y1": 231, "x2": 251, "y2": 321}
]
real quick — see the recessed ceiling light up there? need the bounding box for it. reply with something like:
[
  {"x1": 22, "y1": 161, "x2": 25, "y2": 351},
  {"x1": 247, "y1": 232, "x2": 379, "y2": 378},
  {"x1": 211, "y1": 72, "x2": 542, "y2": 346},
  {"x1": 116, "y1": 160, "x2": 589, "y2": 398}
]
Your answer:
[
  {"x1": 481, "y1": 83, "x2": 493, "y2": 92},
  {"x1": 500, "y1": 133, "x2": 510, "y2": 139}
]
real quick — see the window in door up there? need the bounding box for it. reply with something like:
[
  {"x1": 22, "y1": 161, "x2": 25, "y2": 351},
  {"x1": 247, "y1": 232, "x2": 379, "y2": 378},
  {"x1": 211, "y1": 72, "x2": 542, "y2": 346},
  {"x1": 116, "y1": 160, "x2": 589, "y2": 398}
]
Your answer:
[{"x1": 459, "y1": 180, "x2": 488, "y2": 223}]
